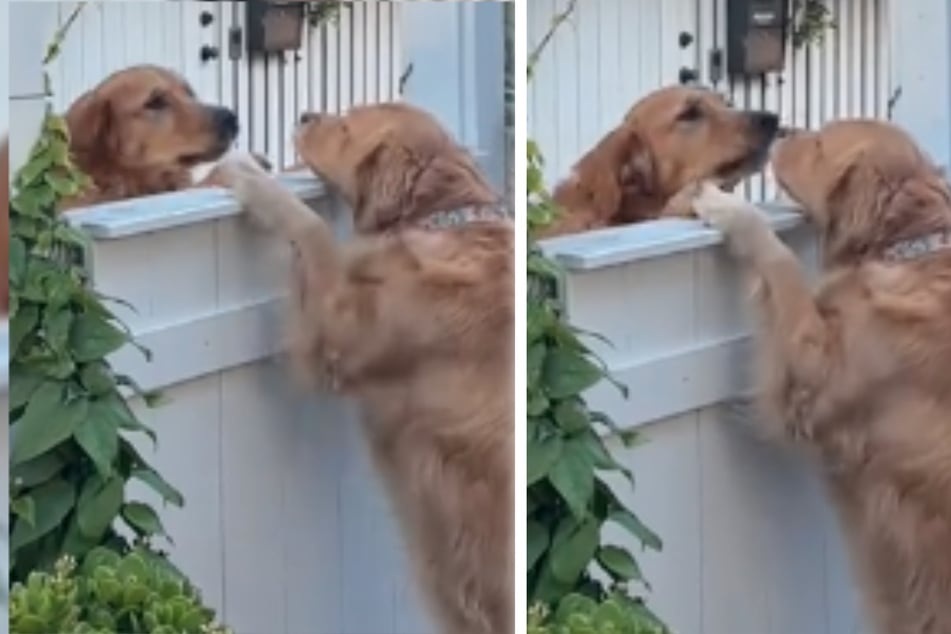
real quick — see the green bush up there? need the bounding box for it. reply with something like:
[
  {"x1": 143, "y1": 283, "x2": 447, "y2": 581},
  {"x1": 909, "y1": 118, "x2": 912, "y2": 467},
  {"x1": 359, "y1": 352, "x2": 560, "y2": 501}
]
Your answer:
[
  {"x1": 528, "y1": 594, "x2": 668, "y2": 634},
  {"x1": 10, "y1": 548, "x2": 231, "y2": 634}
]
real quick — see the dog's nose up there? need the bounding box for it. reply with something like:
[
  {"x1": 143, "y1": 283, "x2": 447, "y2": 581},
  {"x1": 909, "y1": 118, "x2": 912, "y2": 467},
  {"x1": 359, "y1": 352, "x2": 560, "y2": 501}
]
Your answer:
[
  {"x1": 213, "y1": 107, "x2": 239, "y2": 138},
  {"x1": 299, "y1": 111, "x2": 321, "y2": 125},
  {"x1": 750, "y1": 111, "x2": 780, "y2": 134}
]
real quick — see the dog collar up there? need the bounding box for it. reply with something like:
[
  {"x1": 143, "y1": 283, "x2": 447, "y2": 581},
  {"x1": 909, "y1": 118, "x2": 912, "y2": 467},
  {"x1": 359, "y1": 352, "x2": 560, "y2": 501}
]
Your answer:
[
  {"x1": 416, "y1": 204, "x2": 510, "y2": 230},
  {"x1": 882, "y1": 228, "x2": 951, "y2": 262}
]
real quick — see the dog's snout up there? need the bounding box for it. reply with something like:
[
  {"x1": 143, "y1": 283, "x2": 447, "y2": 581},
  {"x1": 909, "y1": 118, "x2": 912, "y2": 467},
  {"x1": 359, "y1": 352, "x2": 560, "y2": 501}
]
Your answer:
[
  {"x1": 300, "y1": 111, "x2": 320, "y2": 125},
  {"x1": 750, "y1": 111, "x2": 780, "y2": 134},
  {"x1": 212, "y1": 107, "x2": 239, "y2": 138}
]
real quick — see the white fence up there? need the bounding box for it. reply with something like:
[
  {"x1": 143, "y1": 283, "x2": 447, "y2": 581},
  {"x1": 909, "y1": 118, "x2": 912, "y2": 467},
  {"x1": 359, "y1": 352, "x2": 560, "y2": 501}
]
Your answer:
[
  {"x1": 533, "y1": 1, "x2": 951, "y2": 633},
  {"x1": 8, "y1": 2, "x2": 506, "y2": 633},
  {"x1": 540, "y1": 213, "x2": 870, "y2": 634},
  {"x1": 64, "y1": 179, "x2": 436, "y2": 634}
]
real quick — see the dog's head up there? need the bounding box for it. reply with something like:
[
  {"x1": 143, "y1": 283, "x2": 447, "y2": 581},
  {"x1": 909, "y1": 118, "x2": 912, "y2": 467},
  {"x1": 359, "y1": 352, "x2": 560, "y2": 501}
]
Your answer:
[
  {"x1": 622, "y1": 85, "x2": 780, "y2": 203},
  {"x1": 772, "y1": 119, "x2": 951, "y2": 264},
  {"x1": 66, "y1": 65, "x2": 238, "y2": 172},
  {"x1": 294, "y1": 102, "x2": 496, "y2": 233}
]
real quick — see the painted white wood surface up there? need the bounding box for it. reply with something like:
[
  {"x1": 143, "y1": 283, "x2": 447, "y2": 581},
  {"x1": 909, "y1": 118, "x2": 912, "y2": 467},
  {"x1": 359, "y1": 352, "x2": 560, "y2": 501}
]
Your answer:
[
  {"x1": 64, "y1": 178, "x2": 435, "y2": 634},
  {"x1": 541, "y1": 217, "x2": 871, "y2": 634},
  {"x1": 528, "y1": 0, "x2": 893, "y2": 201}
]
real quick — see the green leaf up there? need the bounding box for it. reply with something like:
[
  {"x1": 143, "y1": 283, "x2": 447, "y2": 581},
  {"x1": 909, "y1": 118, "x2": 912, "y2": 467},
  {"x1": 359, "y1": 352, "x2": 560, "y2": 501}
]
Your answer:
[
  {"x1": 42, "y1": 306, "x2": 74, "y2": 353},
  {"x1": 10, "y1": 304, "x2": 39, "y2": 355},
  {"x1": 11, "y1": 451, "x2": 66, "y2": 489},
  {"x1": 74, "y1": 403, "x2": 121, "y2": 477},
  {"x1": 527, "y1": 434, "x2": 563, "y2": 485},
  {"x1": 582, "y1": 431, "x2": 634, "y2": 485},
  {"x1": 548, "y1": 437, "x2": 595, "y2": 518},
  {"x1": 542, "y1": 349, "x2": 603, "y2": 399},
  {"x1": 11, "y1": 381, "x2": 89, "y2": 466},
  {"x1": 69, "y1": 313, "x2": 128, "y2": 362},
  {"x1": 77, "y1": 475, "x2": 124, "y2": 540},
  {"x1": 608, "y1": 509, "x2": 663, "y2": 552},
  {"x1": 553, "y1": 399, "x2": 590, "y2": 434},
  {"x1": 132, "y1": 468, "x2": 185, "y2": 508},
  {"x1": 93, "y1": 393, "x2": 157, "y2": 445},
  {"x1": 9, "y1": 368, "x2": 45, "y2": 410},
  {"x1": 10, "y1": 236, "x2": 27, "y2": 286},
  {"x1": 11, "y1": 496, "x2": 36, "y2": 526},
  {"x1": 122, "y1": 501, "x2": 166, "y2": 537},
  {"x1": 79, "y1": 361, "x2": 116, "y2": 395},
  {"x1": 10, "y1": 478, "x2": 76, "y2": 551},
  {"x1": 527, "y1": 341, "x2": 547, "y2": 387},
  {"x1": 596, "y1": 545, "x2": 643, "y2": 582},
  {"x1": 549, "y1": 516, "x2": 599, "y2": 584},
  {"x1": 527, "y1": 519, "x2": 550, "y2": 571}
]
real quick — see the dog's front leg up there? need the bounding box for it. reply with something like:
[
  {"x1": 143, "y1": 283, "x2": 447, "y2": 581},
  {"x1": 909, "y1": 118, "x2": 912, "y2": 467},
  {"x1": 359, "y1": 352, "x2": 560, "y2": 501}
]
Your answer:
[{"x1": 692, "y1": 183, "x2": 835, "y2": 437}]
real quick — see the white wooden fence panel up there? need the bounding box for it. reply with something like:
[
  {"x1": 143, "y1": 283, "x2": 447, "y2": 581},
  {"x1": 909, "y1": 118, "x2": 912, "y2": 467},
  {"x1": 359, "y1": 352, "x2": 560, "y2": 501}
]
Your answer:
[
  {"x1": 47, "y1": 1, "x2": 402, "y2": 171},
  {"x1": 528, "y1": 0, "x2": 893, "y2": 201},
  {"x1": 66, "y1": 180, "x2": 435, "y2": 634},
  {"x1": 541, "y1": 215, "x2": 871, "y2": 634}
]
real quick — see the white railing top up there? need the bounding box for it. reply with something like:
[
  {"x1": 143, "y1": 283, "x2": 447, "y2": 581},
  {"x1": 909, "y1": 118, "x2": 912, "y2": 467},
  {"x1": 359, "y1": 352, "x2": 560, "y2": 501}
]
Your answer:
[
  {"x1": 65, "y1": 171, "x2": 327, "y2": 239},
  {"x1": 539, "y1": 202, "x2": 806, "y2": 271}
]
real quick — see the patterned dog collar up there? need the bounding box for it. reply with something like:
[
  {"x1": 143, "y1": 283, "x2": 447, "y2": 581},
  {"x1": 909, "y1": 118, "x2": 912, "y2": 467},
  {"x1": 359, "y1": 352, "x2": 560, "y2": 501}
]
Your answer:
[
  {"x1": 882, "y1": 229, "x2": 951, "y2": 262},
  {"x1": 416, "y1": 204, "x2": 510, "y2": 230}
]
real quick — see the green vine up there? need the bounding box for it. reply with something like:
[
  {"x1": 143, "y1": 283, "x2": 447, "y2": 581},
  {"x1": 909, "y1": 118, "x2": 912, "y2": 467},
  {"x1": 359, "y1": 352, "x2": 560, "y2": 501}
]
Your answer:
[
  {"x1": 791, "y1": 0, "x2": 837, "y2": 49},
  {"x1": 305, "y1": 1, "x2": 342, "y2": 28},
  {"x1": 9, "y1": 4, "x2": 182, "y2": 583},
  {"x1": 527, "y1": 5, "x2": 667, "y2": 632}
]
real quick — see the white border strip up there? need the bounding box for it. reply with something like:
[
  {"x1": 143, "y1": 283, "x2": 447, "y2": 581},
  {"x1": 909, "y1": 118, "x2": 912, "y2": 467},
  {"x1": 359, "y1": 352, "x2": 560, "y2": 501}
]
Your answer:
[{"x1": 539, "y1": 203, "x2": 805, "y2": 271}]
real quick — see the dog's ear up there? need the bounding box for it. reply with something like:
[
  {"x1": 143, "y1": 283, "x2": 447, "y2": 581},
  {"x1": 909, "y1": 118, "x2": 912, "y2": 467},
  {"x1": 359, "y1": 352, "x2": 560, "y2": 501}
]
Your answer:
[
  {"x1": 65, "y1": 91, "x2": 112, "y2": 156},
  {"x1": 619, "y1": 132, "x2": 656, "y2": 198},
  {"x1": 408, "y1": 143, "x2": 490, "y2": 211},
  {"x1": 354, "y1": 137, "x2": 411, "y2": 233}
]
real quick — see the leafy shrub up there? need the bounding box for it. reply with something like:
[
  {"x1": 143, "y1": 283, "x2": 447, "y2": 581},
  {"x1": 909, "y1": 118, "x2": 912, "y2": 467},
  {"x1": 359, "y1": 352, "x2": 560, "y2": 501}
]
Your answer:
[
  {"x1": 9, "y1": 101, "x2": 182, "y2": 583},
  {"x1": 9, "y1": 6, "x2": 181, "y2": 582},
  {"x1": 528, "y1": 594, "x2": 668, "y2": 634},
  {"x1": 10, "y1": 548, "x2": 231, "y2": 634},
  {"x1": 526, "y1": 0, "x2": 664, "y2": 617}
]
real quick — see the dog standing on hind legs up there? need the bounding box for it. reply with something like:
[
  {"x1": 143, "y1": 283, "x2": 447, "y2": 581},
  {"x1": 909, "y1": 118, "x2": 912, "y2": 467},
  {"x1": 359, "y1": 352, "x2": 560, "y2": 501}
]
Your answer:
[
  {"x1": 213, "y1": 103, "x2": 513, "y2": 634},
  {"x1": 689, "y1": 118, "x2": 951, "y2": 634}
]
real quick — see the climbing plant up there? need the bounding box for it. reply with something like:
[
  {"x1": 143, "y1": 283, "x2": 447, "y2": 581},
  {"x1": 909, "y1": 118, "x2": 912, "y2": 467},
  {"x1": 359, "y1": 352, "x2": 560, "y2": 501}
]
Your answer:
[
  {"x1": 9, "y1": 3, "x2": 182, "y2": 583},
  {"x1": 526, "y1": 3, "x2": 666, "y2": 631},
  {"x1": 791, "y1": 0, "x2": 837, "y2": 49}
]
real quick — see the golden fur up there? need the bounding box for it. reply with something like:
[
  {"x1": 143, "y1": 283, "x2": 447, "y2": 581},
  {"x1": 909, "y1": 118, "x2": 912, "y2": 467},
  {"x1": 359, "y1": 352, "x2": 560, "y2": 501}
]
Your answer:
[
  {"x1": 541, "y1": 85, "x2": 779, "y2": 238},
  {"x1": 61, "y1": 65, "x2": 241, "y2": 209},
  {"x1": 215, "y1": 102, "x2": 513, "y2": 634},
  {"x1": 691, "y1": 119, "x2": 951, "y2": 634}
]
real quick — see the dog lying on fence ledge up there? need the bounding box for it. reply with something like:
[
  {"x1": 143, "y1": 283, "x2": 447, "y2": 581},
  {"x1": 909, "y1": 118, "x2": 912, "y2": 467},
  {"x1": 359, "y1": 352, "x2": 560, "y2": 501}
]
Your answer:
[
  {"x1": 538, "y1": 85, "x2": 779, "y2": 238},
  {"x1": 689, "y1": 120, "x2": 951, "y2": 634},
  {"x1": 214, "y1": 103, "x2": 513, "y2": 634},
  {"x1": 59, "y1": 65, "x2": 269, "y2": 210}
]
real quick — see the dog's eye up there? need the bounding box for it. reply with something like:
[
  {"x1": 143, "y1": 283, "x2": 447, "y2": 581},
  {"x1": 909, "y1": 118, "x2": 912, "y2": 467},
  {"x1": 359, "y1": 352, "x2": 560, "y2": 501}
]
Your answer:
[
  {"x1": 677, "y1": 104, "x2": 703, "y2": 122},
  {"x1": 144, "y1": 93, "x2": 168, "y2": 111}
]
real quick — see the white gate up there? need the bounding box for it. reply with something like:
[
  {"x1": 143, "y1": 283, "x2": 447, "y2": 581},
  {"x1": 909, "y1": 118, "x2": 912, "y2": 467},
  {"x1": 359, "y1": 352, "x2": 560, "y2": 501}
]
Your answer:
[
  {"x1": 528, "y1": 0, "x2": 893, "y2": 201},
  {"x1": 47, "y1": 0, "x2": 402, "y2": 170}
]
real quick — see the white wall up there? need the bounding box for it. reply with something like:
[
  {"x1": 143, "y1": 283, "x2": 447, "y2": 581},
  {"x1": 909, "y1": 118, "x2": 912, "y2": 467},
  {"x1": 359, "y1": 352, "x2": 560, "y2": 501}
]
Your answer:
[
  {"x1": 401, "y1": 0, "x2": 508, "y2": 193},
  {"x1": 889, "y1": 0, "x2": 951, "y2": 170}
]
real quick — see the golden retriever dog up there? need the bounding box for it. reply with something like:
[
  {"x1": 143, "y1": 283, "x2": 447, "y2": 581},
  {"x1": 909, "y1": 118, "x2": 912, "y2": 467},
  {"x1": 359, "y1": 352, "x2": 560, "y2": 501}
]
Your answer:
[
  {"x1": 690, "y1": 119, "x2": 951, "y2": 634},
  {"x1": 540, "y1": 85, "x2": 779, "y2": 237},
  {"x1": 215, "y1": 102, "x2": 513, "y2": 634},
  {"x1": 61, "y1": 65, "x2": 250, "y2": 209}
]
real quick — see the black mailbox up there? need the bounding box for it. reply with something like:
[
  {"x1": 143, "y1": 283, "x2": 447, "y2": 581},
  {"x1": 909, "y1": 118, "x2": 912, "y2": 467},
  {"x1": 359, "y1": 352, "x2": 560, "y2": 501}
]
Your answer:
[
  {"x1": 247, "y1": 0, "x2": 305, "y2": 55},
  {"x1": 726, "y1": 0, "x2": 790, "y2": 76}
]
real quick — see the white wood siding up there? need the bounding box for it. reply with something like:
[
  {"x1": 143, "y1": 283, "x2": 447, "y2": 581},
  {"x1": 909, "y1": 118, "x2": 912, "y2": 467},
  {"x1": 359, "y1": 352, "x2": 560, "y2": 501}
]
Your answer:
[
  {"x1": 46, "y1": 1, "x2": 402, "y2": 171},
  {"x1": 540, "y1": 214, "x2": 870, "y2": 634},
  {"x1": 528, "y1": 0, "x2": 893, "y2": 201}
]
